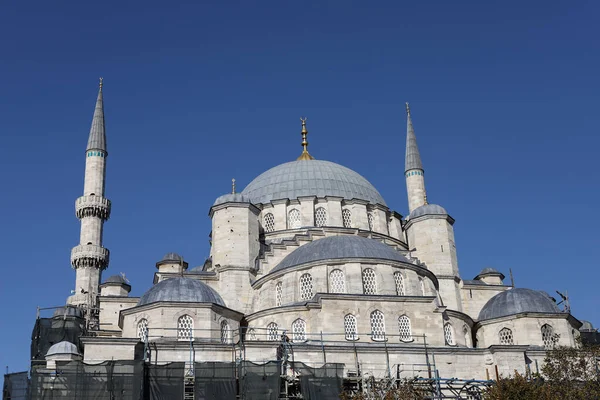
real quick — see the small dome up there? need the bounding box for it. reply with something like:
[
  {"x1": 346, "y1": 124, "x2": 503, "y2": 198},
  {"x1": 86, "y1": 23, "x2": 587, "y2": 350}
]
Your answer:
[
  {"x1": 242, "y1": 160, "x2": 386, "y2": 205},
  {"x1": 213, "y1": 193, "x2": 249, "y2": 206},
  {"x1": 474, "y1": 267, "x2": 505, "y2": 280},
  {"x1": 138, "y1": 277, "x2": 225, "y2": 307},
  {"x1": 580, "y1": 320, "x2": 595, "y2": 332},
  {"x1": 271, "y1": 235, "x2": 409, "y2": 273},
  {"x1": 409, "y1": 204, "x2": 447, "y2": 219},
  {"x1": 478, "y1": 288, "x2": 561, "y2": 321},
  {"x1": 103, "y1": 275, "x2": 128, "y2": 284},
  {"x1": 53, "y1": 306, "x2": 84, "y2": 318},
  {"x1": 46, "y1": 341, "x2": 79, "y2": 357},
  {"x1": 161, "y1": 253, "x2": 183, "y2": 262}
]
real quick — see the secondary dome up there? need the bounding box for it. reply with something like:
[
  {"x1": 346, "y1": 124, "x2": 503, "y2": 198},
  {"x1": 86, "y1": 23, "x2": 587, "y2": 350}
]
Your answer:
[
  {"x1": 271, "y1": 235, "x2": 409, "y2": 273},
  {"x1": 478, "y1": 288, "x2": 561, "y2": 321},
  {"x1": 242, "y1": 160, "x2": 386, "y2": 205},
  {"x1": 409, "y1": 204, "x2": 447, "y2": 219},
  {"x1": 138, "y1": 277, "x2": 225, "y2": 307},
  {"x1": 46, "y1": 341, "x2": 79, "y2": 357}
]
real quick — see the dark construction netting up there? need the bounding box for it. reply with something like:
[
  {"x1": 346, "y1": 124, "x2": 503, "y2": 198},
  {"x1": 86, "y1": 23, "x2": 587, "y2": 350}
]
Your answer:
[
  {"x1": 194, "y1": 362, "x2": 236, "y2": 400},
  {"x1": 146, "y1": 362, "x2": 185, "y2": 400},
  {"x1": 292, "y1": 362, "x2": 344, "y2": 400},
  {"x1": 239, "y1": 361, "x2": 281, "y2": 400},
  {"x1": 30, "y1": 317, "x2": 86, "y2": 367},
  {"x1": 3, "y1": 372, "x2": 29, "y2": 400}
]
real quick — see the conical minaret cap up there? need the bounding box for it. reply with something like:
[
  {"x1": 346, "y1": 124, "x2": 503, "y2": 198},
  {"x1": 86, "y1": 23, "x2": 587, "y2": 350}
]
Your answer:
[
  {"x1": 87, "y1": 78, "x2": 107, "y2": 153},
  {"x1": 405, "y1": 102, "x2": 423, "y2": 172}
]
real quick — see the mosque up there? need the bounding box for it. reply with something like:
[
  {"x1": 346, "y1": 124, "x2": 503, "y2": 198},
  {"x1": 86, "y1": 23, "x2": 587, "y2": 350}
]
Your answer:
[{"x1": 28, "y1": 80, "x2": 597, "y2": 397}]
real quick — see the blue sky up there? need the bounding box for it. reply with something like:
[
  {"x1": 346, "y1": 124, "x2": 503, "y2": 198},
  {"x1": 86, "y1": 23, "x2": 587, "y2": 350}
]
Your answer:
[{"x1": 1, "y1": 0, "x2": 599, "y2": 372}]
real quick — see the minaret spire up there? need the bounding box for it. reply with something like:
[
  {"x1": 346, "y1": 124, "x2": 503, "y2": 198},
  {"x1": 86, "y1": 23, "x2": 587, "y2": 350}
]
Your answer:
[
  {"x1": 404, "y1": 103, "x2": 427, "y2": 213},
  {"x1": 297, "y1": 117, "x2": 315, "y2": 160},
  {"x1": 68, "y1": 80, "x2": 112, "y2": 329}
]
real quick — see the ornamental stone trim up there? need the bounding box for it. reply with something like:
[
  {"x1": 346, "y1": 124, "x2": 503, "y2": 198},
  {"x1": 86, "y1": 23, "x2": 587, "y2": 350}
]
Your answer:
[
  {"x1": 75, "y1": 195, "x2": 111, "y2": 220},
  {"x1": 71, "y1": 244, "x2": 110, "y2": 270}
]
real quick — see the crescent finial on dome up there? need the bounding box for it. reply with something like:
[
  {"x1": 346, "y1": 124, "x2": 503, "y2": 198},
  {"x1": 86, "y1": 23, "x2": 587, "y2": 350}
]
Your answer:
[{"x1": 297, "y1": 117, "x2": 315, "y2": 160}]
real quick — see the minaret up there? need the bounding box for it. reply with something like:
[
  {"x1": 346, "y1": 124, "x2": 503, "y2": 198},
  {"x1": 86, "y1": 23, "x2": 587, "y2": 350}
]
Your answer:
[
  {"x1": 67, "y1": 79, "x2": 111, "y2": 324},
  {"x1": 405, "y1": 103, "x2": 427, "y2": 213}
]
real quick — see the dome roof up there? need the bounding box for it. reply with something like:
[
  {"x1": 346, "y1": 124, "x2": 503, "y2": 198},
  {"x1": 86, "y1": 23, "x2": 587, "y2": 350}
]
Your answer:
[
  {"x1": 409, "y1": 204, "x2": 447, "y2": 219},
  {"x1": 474, "y1": 267, "x2": 505, "y2": 280},
  {"x1": 46, "y1": 341, "x2": 79, "y2": 357},
  {"x1": 103, "y1": 275, "x2": 128, "y2": 285},
  {"x1": 160, "y1": 253, "x2": 183, "y2": 262},
  {"x1": 271, "y1": 235, "x2": 409, "y2": 273},
  {"x1": 213, "y1": 193, "x2": 248, "y2": 206},
  {"x1": 478, "y1": 288, "x2": 561, "y2": 321},
  {"x1": 241, "y1": 160, "x2": 386, "y2": 205},
  {"x1": 138, "y1": 277, "x2": 225, "y2": 307},
  {"x1": 580, "y1": 320, "x2": 595, "y2": 332}
]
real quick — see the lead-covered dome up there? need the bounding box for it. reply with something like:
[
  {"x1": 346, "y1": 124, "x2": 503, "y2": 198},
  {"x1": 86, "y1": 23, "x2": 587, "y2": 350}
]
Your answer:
[
  {"x1": 242, "y1": 160, "x2": 386, "y2": 205},
  {"x1": 478, "y1": 288, "x2": 561, "y2": 321},
  {"x1": 271, "y1": 235, "x2": 409, "y2": 273},
  {"x1": 138, "y1": 277, "x2": 225, "y2": 306}
]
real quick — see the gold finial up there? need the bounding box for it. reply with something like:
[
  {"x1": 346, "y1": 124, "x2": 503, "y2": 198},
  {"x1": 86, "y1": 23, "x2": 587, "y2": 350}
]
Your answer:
[
  {"x1": 297, "y1": 117, "x2": 315, "y2": 161},
  {"x1": 424, "y1": 194, "x2": 428, "y2": 205},
  {"x1": 405, "y1": 102, "x2": 410, "y2": 115},
  {"x1": 99, "y1": 77, "x2": 104, "y2": 89},
  {"x1": 232, "y1": 178, "x2": 236, "y2": 194}
]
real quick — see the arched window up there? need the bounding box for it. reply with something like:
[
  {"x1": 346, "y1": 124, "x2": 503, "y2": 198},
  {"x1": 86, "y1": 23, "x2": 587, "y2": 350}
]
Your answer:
[
  {"x1": 344, "y1": 314, "x2": 358, "y2": 341},
  {"x1": 267, "y1": 322, "x2": 278, "y2": 341},
  {"x1": 398, "y1": 315, "x2": 412, "y2": 341},
  {"x1": 342, "y1": 209, "x2": 352, "y2": 228},
  {"x1": 299, "y1": 273, "x2": 313, "y2": 300},
  {"x1": 315, "y1": 207, "x2": 328, "y2": 227},
  {"x1": 499, "y1": 327, "x2": 513, "y2": 345},
  {"x1": 275, "y1": 282, "x2": 283, "y2": 307},
  {"x1": 137, "y1": 319, "x2": 148, "y2": 342},
  {"x1": 246, "y1": 328, "x2": 257, "y2": 341},
  {"x1": 394, "y1": 272, "x2": 405, "y2": 295},
  {"x1": 541, "y1": 324, "x2": 555, "y2": 349},
  {"x1": 329, "y1": 269, "x2": 346, "y2": 293},
  {"x1": 362, "y1": 268, "x2": 377, "y2": 295},
  {"x1": 177, "y1": 315, "x2": 194, "y2": 341},
  {"x1": 367, "y1": 212, "x2": 374, "y2": 231},
  {"x1": 288, "y1": 209, "x2": 301, "y2": 229},
  {"x1": 419, "y1": 277, "x2": 426, "y2": 296},
  {"x1": 264, "y1": 213, "x2": 275, "y2": 232},
  {"x1": 444, "y1": 323, "x2": 455, "y2": 345},
  {"x1": 220, "y1": 320, "x2": 231, "y2": 344},
  {"x1": 292, "y1": 319, "x2": 306, "y2": 342},
  {"x1": 370, "y1": 310, "x2": 386, "y2": 341},
  {"x1": 463, "y1": 326, "x2": 471, "y2": 347}
]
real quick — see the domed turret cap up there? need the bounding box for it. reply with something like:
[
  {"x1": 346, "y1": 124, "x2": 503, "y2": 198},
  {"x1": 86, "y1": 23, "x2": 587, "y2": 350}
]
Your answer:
[
  {"x1": 46, "y1": 341, "x2": 80, "y2": 357},
  {"x1": 580, "y1": 320, "x2": 595, "y2": 332},
  {"x1": 156, "y1": 253, "x2": 188, "y2": 269},
  {"x1": 474, "y1": 267, "x2": 505, "y2": 281},
  {"x1": 213, "y1": 192, "x2": 249, "y2": 206},
  {"x1": 138, "y1": 277, "x2": 225, "y2": 306},
  {"x1": 478, "y1": 288, "x2": 561, "y2": 321},
  {"x1": 409, "y1": 204, "x2": 447, "y2": 219}
]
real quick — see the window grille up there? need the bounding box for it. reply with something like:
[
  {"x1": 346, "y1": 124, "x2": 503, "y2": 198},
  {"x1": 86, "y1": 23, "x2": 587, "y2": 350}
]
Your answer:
[
  {"x1": 398, "y1": 315, "x2": 412, "y2": 341},
  {"x1": 299, "y1": 273, "x2": 313, "y2": 300},
  {"x1": 177, "y1": 315, "x2": 194, "y2": 341},
  {"x1": 264, "y1": 213, "x2": 275, "y2": 232},
  {"x1": 362, "y1": 268, "x2": 377, "y2": 295},
  {"x1": 541, "y1": 324, "x2": 555, "y2": 349},
  {"x1": 344, "y1": 314, "x2": 358, "y2": 340},
  {"x1": 444, "y1": 323, "x2": 455, "y2": 345},
  {"x1": 342, "y1": 209, "x2": 352, "y2": 228},
  {"x1": 267, "y1": 322, "x2": 278, "y2": 341},
  {"x1": 137, "y1": 319, "x2": 148, "y2": 342},
  {"x1": 220, "y1": 320, "x2": 231, "y2": 344},
  {"x1": 246, "y1": 328, "x2": 257, "y2": 341},
  {"x1": 315, "y1": 207, "x2": 328, "y2": 227},
  {"x1": 329, "y1": 269, "x2": 346, "y2": 293},
  {"x1": 394, "y1": 272, "x2": 405, "y2": 295},
  {"x1": 370, "y1": 310, "x2": 386, "y2": 341},
  {"x1": 367, "y1": 212, "x2": 374, "y2": 231},
  {"x1": 275, "y1": 282, "x2": 283, "y2": 306},
  {"x1": 463, "y1": 326, "x2": 470, "y2": 347},
  {"x1": 292, "y1": 319, "x2": 306, "y2": 342},
  {"x1": 419, "y1": 277, "x2": 426, "y2": 296},
  {"x1": 499, "y1": 327, "x2": 513, "y2": 345},
  {"x1": 288, "y1": 209, "x2": 301, "y2": 229}
]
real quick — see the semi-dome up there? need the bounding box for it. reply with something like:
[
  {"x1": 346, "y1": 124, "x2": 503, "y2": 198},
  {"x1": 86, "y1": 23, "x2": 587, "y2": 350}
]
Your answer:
[
  {"x1": 241, "y1": 160, "x2": 386, "y2": 205},
  {"x1": 409, "y1": 204, "x2": 447, "y2": 219},
  {"x1": 138, "y1": 277, "x2": 225, "y2": 307},
  {"x1": 271, "y1": 235, "x2": 409, "y2": 273},
  {"x1": 478, "y1": 288, "x2": 561, "y2": 321},
  {"x1": 46, "y1": 341, "x2": 79, "y2": 357}
]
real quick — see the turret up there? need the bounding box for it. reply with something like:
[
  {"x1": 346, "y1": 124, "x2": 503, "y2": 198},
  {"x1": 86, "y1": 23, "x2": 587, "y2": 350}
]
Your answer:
[{"x1": 67, "y1": 79, "x2": 111, "y2": 326}]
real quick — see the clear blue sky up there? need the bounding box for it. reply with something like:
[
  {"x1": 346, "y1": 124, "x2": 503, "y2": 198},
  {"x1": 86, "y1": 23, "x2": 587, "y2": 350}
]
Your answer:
[{"x1": 1, "y1": 0, "x2": 598, "y2": 372}]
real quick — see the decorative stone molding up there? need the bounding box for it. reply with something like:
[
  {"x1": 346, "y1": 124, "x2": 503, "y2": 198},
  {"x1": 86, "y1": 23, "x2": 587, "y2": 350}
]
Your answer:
[
  {"x1": 75, "y1": 195, "x2": 111, "y2": 220},
  {"x1": 71, "y1": 244, "x2": 110, "y2": 269}
]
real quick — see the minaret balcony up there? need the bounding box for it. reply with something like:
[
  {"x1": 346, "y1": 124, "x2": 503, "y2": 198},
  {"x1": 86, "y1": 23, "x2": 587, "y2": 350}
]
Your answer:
[
  {"x1": 75, "y1": 195, "x2": 111, "y2": 220},
  {"x1": 71, "y1": 245, "x2": 110, "y2": 270}
]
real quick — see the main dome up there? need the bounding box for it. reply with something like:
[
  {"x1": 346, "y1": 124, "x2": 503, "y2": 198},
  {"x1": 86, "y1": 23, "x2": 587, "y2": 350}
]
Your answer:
[{"x1": 241, "y1": 160, "x2": 386, "y2": 206}]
